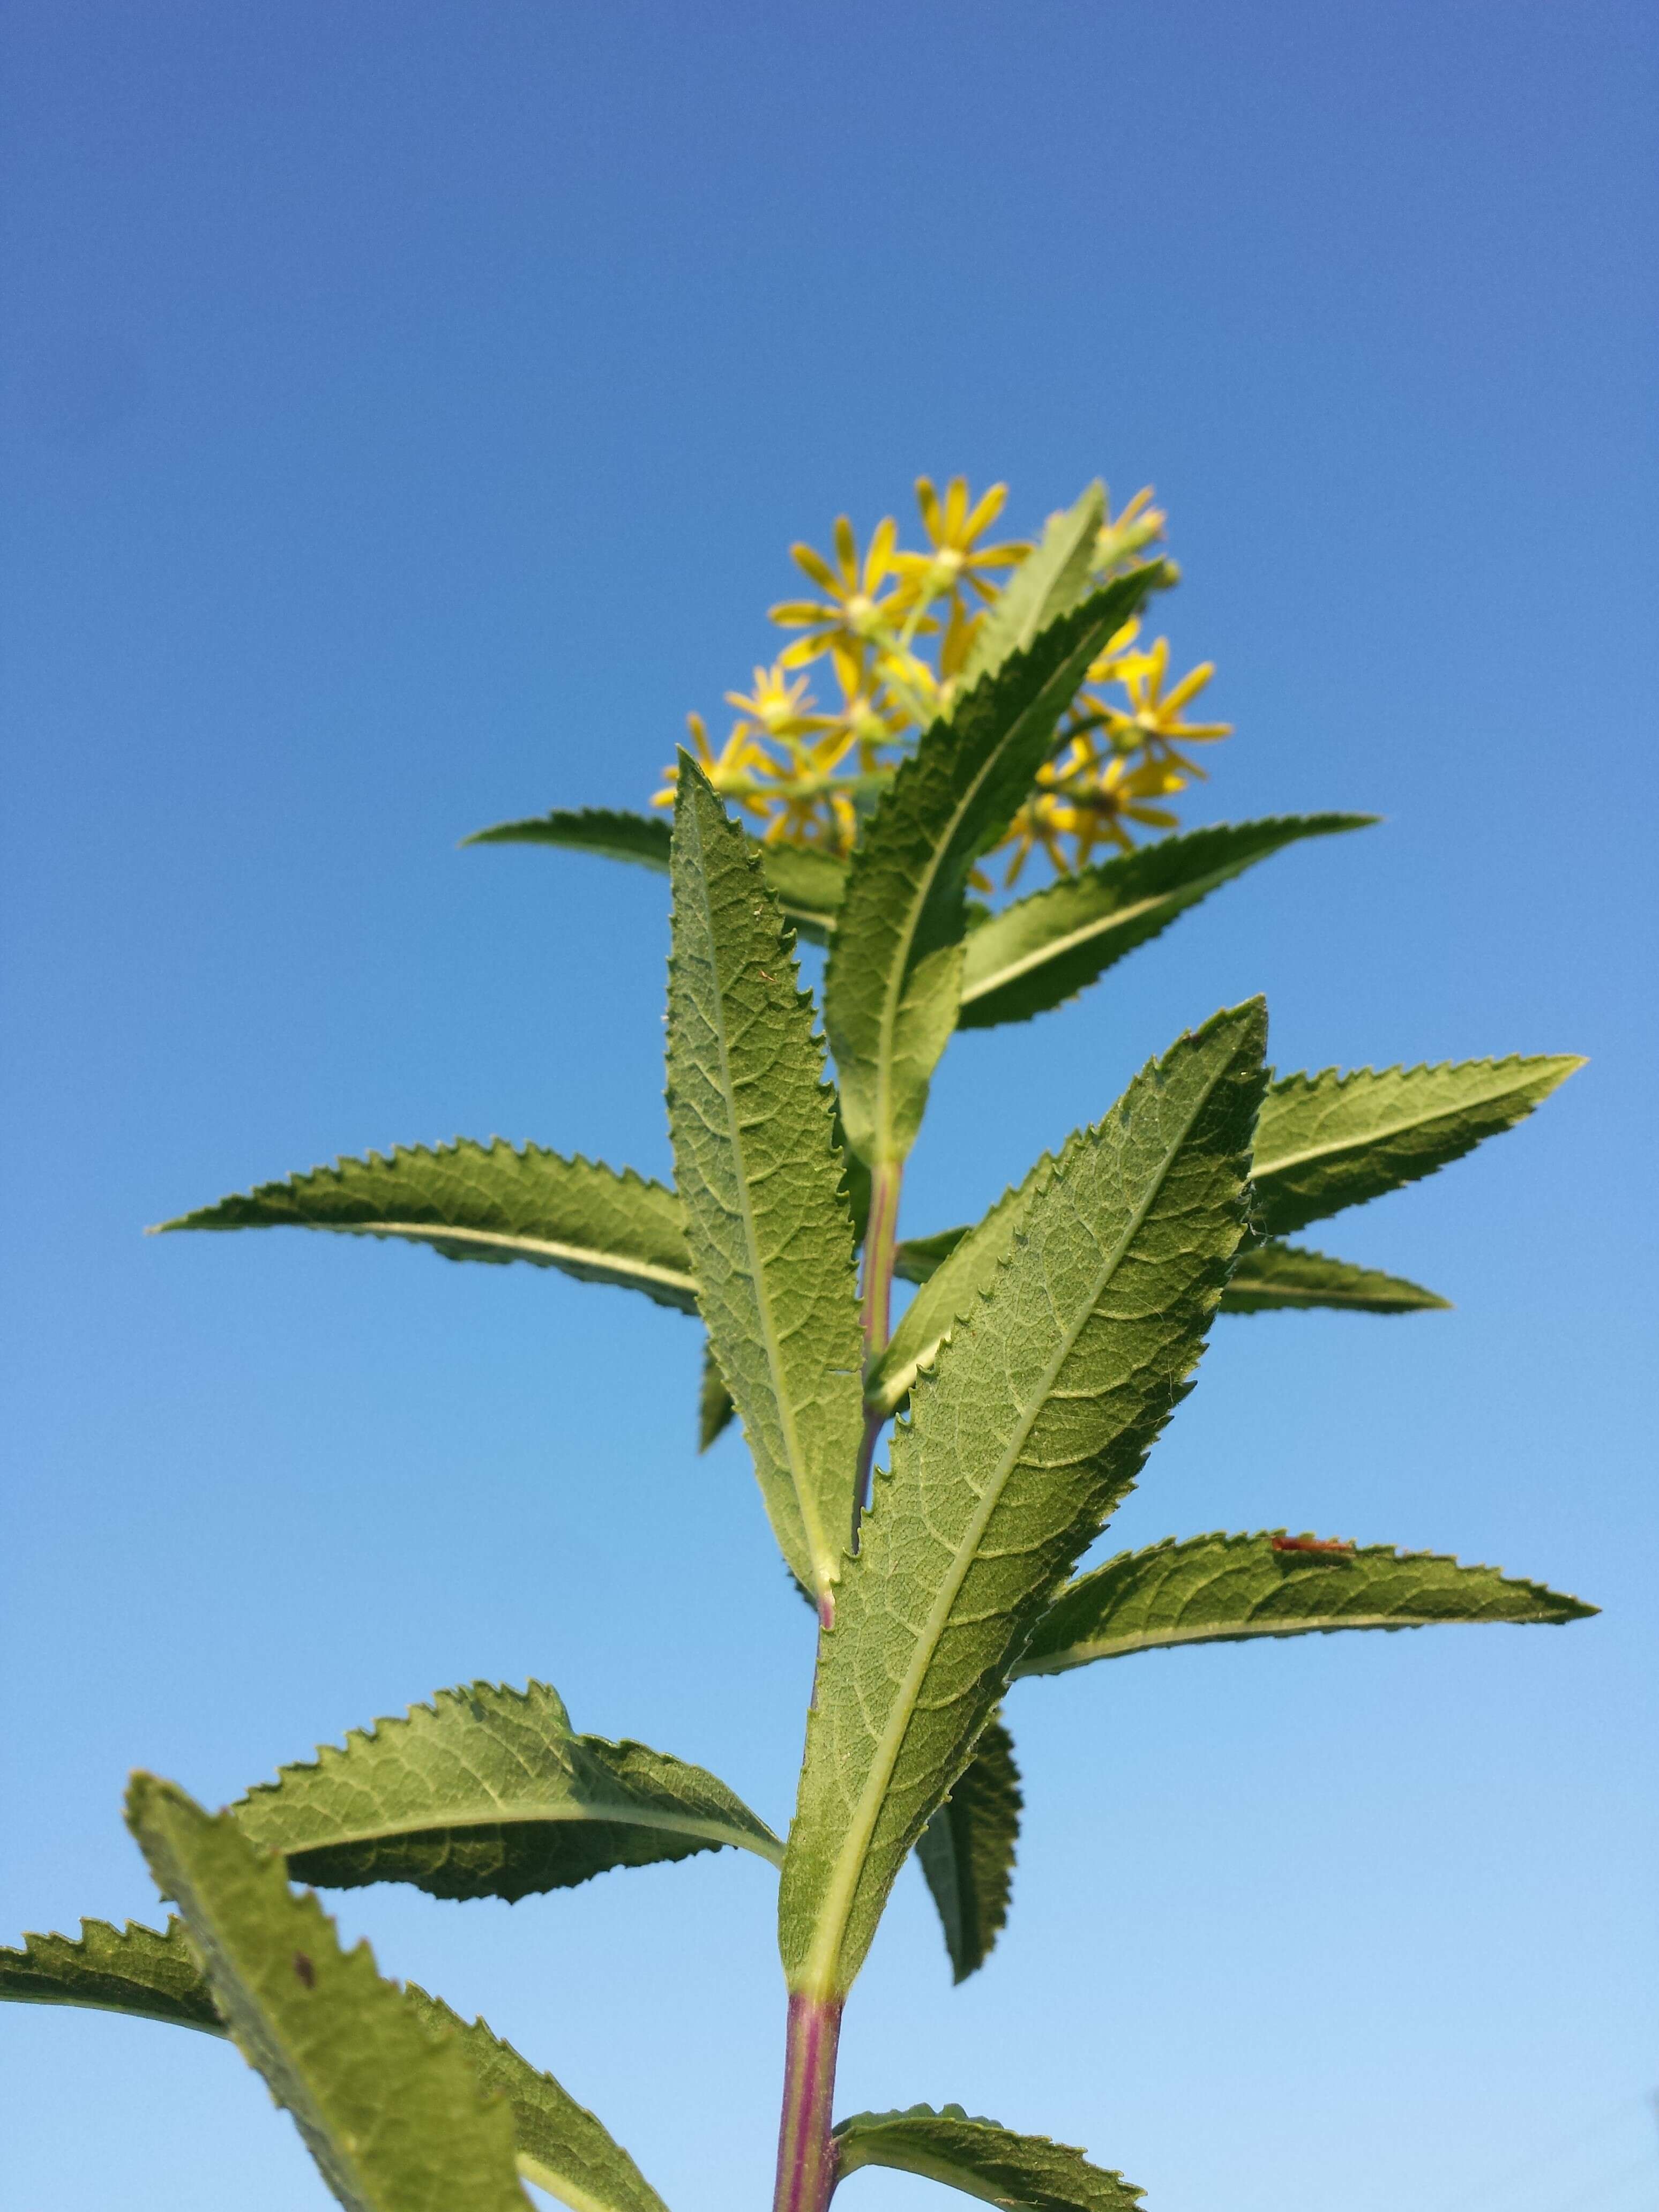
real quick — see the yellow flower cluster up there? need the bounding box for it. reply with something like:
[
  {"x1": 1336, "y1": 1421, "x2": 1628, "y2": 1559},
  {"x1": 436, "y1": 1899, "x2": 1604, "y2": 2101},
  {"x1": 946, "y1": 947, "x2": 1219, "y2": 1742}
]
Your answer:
[{"x1": 653, "y1": 477, "x2": 1229, "y2": 883}]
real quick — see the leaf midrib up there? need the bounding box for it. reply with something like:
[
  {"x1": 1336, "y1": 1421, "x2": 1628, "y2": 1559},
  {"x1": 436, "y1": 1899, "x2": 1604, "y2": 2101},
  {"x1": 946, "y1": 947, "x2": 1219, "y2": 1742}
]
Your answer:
[
  {"x1": 260, "y1": 1795, "x2": 784, "y2": 1867},
  {"x1": 958, "y1": 874, "x2": 1232, "y2": 1005},
  {"x1": 345, "y1": 1221, "x2": 695, "y2": 1296},
  {"x1": 1013, "y1": 1609, "x2": 1468, "y2": 1673},
  {"x1": 801, "y1": 1067, "x2": 1223, "y2": 1993},
  {"x1": 686, "y1": 806, "x2": 834, "y2": 1598},
  {"x1": 1256, "y1": 1078, "x2": 1544, "y2": 1178}
]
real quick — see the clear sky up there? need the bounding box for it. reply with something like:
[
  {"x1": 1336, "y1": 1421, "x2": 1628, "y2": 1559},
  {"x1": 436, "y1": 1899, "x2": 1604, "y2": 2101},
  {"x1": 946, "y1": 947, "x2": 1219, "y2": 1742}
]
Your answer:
[{"x1": 2, "y1": 6, "x2": 1655, "y2": 2210}]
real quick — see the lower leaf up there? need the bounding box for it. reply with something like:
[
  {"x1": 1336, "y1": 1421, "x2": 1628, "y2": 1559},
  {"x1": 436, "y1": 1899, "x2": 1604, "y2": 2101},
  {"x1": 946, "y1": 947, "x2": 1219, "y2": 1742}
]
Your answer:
[
  {"x1": 833, "y1": 2105, "x2": 1142, "y2": 2211},
  {"x1": 1222, "y1": 1240, "x2": 1448, "y2": 1313},
  {"x1": 915, "y1": 1714, "x2": 1021, "y2": 1985}
]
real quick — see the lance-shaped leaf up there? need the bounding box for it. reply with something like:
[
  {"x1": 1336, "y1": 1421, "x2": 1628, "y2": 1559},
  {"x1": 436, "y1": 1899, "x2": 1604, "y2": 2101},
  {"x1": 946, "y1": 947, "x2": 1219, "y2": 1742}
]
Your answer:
[
  {"x1": 1221, "y1": 1239, "x2": 1448, "y2": 1313},
  {"x1": 833, "y1": 2105, "x2": 1142, "y2": 2212},
  {"x1": 463, "y1": 804, "x2": 847, "y2": 941},
  {"x1": 825, "y1": 571, "x2": 1168, "y2": 1169},
  {"x1": 958, "y1": 482, "x2": 1107, "y2": 686},
  {"x1": 126, "y1": 1775, "x2": 529, "y2": 2212},
  {"x1": 0, "y1": 1917, "x2": 221, "y2": 2034},
  {"x1": 780, "y1": 1003, "x2": 1266, "y2": 1997},
  {"x1": 156, "y1": 1141, "x2": 697, "y2": 1312},
  {"x1": 233, "y1": 1680, "x2": 782, "y2": 1901},
  {"x1": 957, "y1": 815, "x2": 1373, "y2": 1031},
  {"x1": 697, "y1": 1340, "x2": 737, "y2": 1452},
  {"x1": 667, "y1": 760, "x2": 866, "y2": 1608},
  {"x1": 869, "y1": 1176, "x2": 1041, "y2": 1418},
  {"x1": 915, "y1": 1712, "x2": 1021, "y2": 1985},
  {"x1": 402, "y1": 1985, "x2": 670, "y2": 2212},
  {"x1": 1015, "y1": 1531, "x2": 1596, "y2": 1677},
  {"x1": 0, "y1": 1918, "x2": 669, "y2": 2212},
  {"x1": 1253, "y1": 1055, "x2": 1583, "y2": 1237}
]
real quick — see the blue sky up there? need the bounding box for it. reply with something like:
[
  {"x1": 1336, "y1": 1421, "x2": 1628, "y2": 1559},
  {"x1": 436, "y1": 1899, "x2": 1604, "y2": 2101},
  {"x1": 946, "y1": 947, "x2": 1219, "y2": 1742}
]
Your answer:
[{"x1": 2, "y1": 5, "x2": 1655, "y2": 2209}]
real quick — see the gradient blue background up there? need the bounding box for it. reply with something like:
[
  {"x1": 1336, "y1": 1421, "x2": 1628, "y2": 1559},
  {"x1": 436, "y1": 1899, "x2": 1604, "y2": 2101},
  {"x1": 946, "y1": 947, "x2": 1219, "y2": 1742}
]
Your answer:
[{"x1": 3, "y1": 6, "x2": 1655, "y2": 2209}]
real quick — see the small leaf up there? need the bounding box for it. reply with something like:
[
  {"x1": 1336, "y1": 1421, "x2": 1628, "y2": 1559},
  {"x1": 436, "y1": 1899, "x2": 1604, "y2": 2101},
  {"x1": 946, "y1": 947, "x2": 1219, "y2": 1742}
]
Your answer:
[
  {"x1": 893, "y1": 1229, "x2": 966, "y2": 1285},
  {"x1": 697, "y1": 1340, "x2": 737, "y2": 1452},
  {"x1": 1015, "y1": 1531, "x2": 1596, "y2": 1677},
  {"x1": 833, "y1": 2105, "x2": 1142, "y2": 2212},
  {"x1": 126, "y1": 1774, "x2": 529, "y2": 2212},
  {"x1": 462, "y1": 805, "x2": 846, "y2": 941},
  {"x1": 233, "y1": 1680, "x2": 782, "y2": 1901},
  {"x1": 1221, "y1": 1239, "x2": 1449, "y2": 1313},
  {"x1": 958, "y1": 482, "x2": 1107, "y2": 686},
  {"x1": 957, "y1": 816, "x2": 1373, "y2": 1031},
  {"x1": 781, "y1": 1004, "x2": 1266, "y2": 1997},
  {"x1": 825, "y1": 572, "x2": 1168, "y2": 1169},
  {"x1": 0, "y1": 1917, "x2": 220, "y2": 2034},
  {"x1": 1253, "y1": 1055, "x2": 1583, "y2": 1237},
  {"x1": 155, "y1": 1141, "x2": 698, "y2": 1312},
  {"x1": 668, "y1": 760, "x2": 866, "y2": 1608},
  {"x1": 402, "y1": 1984, "x2": 670, "y2": 2212},
  {"x1": 868, "y1": 1174, "x2": 1041, "y2": 1418},
  {"x1": 463, "y1": 806, "x2": 673, "y2": 871},
  {"x1": 915, "y1": 1712, "x2": 1021, "y2": 1985}
]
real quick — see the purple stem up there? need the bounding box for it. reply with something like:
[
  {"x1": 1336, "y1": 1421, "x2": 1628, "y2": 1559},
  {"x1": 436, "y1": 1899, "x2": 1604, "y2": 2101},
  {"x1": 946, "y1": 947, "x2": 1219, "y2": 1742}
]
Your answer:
[{"x1": 772, "y1": 1992, "x2": 845, "y2": 2212}]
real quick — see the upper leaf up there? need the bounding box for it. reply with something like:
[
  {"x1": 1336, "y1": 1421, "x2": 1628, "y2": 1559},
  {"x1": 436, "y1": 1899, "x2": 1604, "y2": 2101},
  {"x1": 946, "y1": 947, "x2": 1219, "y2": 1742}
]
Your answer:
[
  {"x1": 780, "y1": 1003, "x2": 1266, "y2": 1997},
  {"x1": 667, "y1": 760, "x2": 866, "y2": 1608},
  {"x1": 402, "y1": 1984, "x2": 670, "y2": 2212},
  {"x1": 956, "y1": 816, "x2": 1373, "y2": 1031},
  {"x1": 824, "y1": 572, "x2": 1168, "y2": 1168},
  {"x1": 1253, "y1": 1056, "x2": 1582, "y2": 1237},
  {"x1": 462, "y1": 805, "x2": 847, "y2": 942},
  {"x1": 234, "y1": 1679, "x2": 782, "y2": 1901},
  {"x1": 1222, "y1": 1239, "x2": 1449, "y2": 1313},
  {"x1": 958, "y1": 482, "x2": 1107, "y2": 686},
  {"x1": 914, "y1": 1710, "x2": 1021, "y2": 1985},
  {"x1": 1015, "y1": 1531, "x2": 1596, "y2": 1676},
  {"x1": 868, "y1": 1176, "x2": 1042, "y2": 1418},
  {"x1": 127, "y1": 1774, "x2": 529, "y2": 2212},
  {"x1": 833, "y1": 2105, "x2": 1142, "y2": 2212},
  {"x1": 0, "y1": 1916, "x2": 221, "y2": 2034},
  {"x1": 155, "y1": 1141, "x2": 698, "y2": 1312}
]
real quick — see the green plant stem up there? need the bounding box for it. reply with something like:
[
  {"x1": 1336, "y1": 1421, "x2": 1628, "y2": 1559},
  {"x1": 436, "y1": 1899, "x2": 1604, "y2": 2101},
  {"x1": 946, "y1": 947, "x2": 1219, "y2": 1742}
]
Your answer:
[
  {"x1": 854, "y1": 1160, "x2": 903, "y2": 1526},
  {"x1": 772, "y1": 1992, "x2": 844, "y2": 2212}
]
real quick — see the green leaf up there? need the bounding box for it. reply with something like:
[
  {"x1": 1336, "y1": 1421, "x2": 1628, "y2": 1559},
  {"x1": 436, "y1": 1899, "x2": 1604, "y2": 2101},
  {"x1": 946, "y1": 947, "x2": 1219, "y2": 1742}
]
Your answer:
[
  {"x1": 892, "y1": 1229, "x2": 965, "y2": 1285},
  {"x1": 0, "y1": 1917, "x2": 220, "y2": 2034},
  {"x1": 1015, "y1": 1531, "x2": 1596, "y2": 1677},
  {"x1": 462, "y1": 805, "x2": 847, "y2": 941},
  {"x1": 915, "y1": 1711, "x2": 1021, "y2": 1985},
  {"x1": 401, "y1": 1985, "x2": 670, "y2": 2212},
  {"x1": 463, "y1": 806, "x2": 673, "y2": 870},
  {"x1": 0, "y1": 1918, "x2": 668, "y2": 2212},
  {"x1": 697, "y1": 1340, "x2": 737, "y2": 1451},
  {"x1": 667, "y1": 759, "x2": 866, "y2": 1608},
  {"x1": 824, "y1": 572, "x2": 1168, "y2": 1169},
  {"x1": 957, "y1": 816, "x2": 1373, "y2": 1031},
  {"x1": 126, "y1": 1774, "x2": 529, "y2": 2212},
  {"x1": 869, "y1": 1176, "x2": 1043, "y2": 1419},
  {"x1": 1221, "y1": 1239, "x2": 1448, "y2": 1313},
  {"x1": 780, "y1": 1003, "x2": 1266, "y2": 1997},
  {"x1": 958, "y1": 482, "x2": 1108, "y2": 686},
  {"x1": 1253, "y1": 1055, "x2": 1583, "y2": 1237},
  {"x1": 155, "y1": 1141, "x2": 698, "y2": 1312},
  {"x1": 233, "y1": 1679, "x2": 782, "y2": 1901},
  {"x1": 833, "y1": 2105, "x2": 1142, "y2": 2212}
]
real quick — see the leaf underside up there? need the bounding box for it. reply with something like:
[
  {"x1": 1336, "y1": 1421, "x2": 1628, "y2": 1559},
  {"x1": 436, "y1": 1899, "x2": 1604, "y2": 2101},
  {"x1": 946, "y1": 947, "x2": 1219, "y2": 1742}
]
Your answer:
[
  {"x1": 825, "y1": 571, "x2": 1167, "y2": 1168},
  {"x1": 155, "y1": 1140, "x2": 698, "y2": 1311},
  {"x1": 1015, "y1": 1531, "x2": 1596, "y2": 1676},
  {"x1": 667, "y1": 761, "x2": 866, "y2": 1604},
  {"x1": 915, "y1": 1710, "x2": 1022, "y2": 1984},
  {"x1": 0, "y1": 1917, "x2": 667, "y2": 2212},
  {"x1": 697, "y1": 1339, "x2": 738, "y2": 1451},
  {"x1": 1222, "y1": 1240, "x2": 1448, "y2": 1313},
  {"x1": 834, "y1": 2104, "x2": 1142, "y2": 2212},
  {"x1": 957, "y1": 814, "x2": 1373, "y2": 1030},
  {"x1": 781, "y1": 1003, "x2": 1266, "y2": 1996},
  {"x1": 1252, "y1": 1055, "x2": 1582, "y2": 1238},
  {"x1": 127, "y1": 1776, "x2": 528, "y2": 2212},
  {"x1": 234, "y1": 1679, "x2": 781, "y2": 1902}
]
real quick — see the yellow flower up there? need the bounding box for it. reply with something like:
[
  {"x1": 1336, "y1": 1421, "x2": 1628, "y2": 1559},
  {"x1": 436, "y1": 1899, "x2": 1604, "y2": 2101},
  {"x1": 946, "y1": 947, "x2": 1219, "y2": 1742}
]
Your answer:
[
  {"x1": 1099, "y1": 637, "x2": 1231, "y2": 757},
  {"x1": 724, "y1": 663, "x2": 831, "y2": 744},
  {"x1": 1092, "y1": 486, "x2": 1167, "y2": 577},
  {"x1": 769, "y1": 515, "x2": 903, "y2": 669},
  {"x1": 892, "y1": 477, "x2": 1029, "y2": 610}
]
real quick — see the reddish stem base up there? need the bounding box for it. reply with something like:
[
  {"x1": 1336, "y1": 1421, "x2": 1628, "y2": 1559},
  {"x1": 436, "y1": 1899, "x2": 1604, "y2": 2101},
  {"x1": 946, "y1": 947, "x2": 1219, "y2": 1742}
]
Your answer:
[{"x1": 772, "y1": 1992, "x2": 845, "y2": 2212}]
